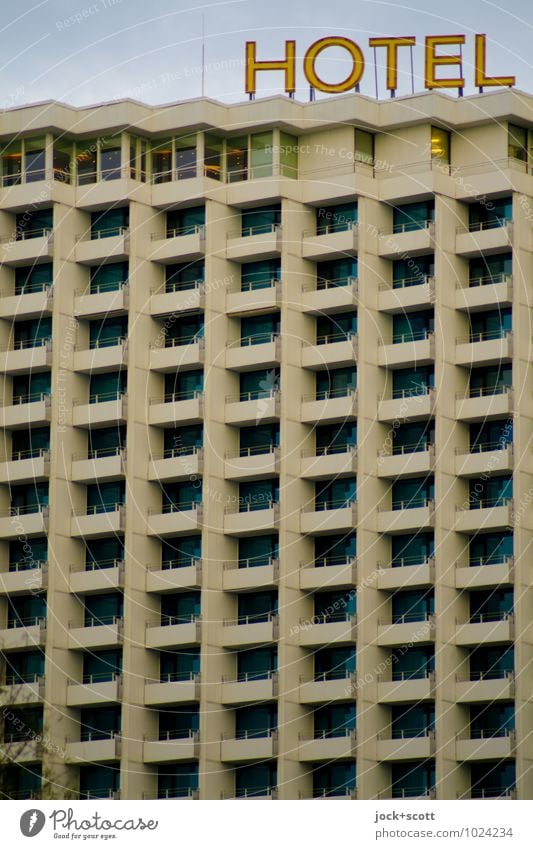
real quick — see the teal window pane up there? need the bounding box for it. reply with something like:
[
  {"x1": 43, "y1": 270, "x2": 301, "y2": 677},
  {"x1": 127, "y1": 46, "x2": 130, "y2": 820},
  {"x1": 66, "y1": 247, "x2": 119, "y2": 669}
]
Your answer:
[
  {"x1": 314, "y1": 534, "x2": 356, "y2": 566},
  {"x1": 316, "y1": 311, "x2": 356, "y2": 343},
  {"x1": 391, "y1": 762, "x2": 435, "y2": 797},
  {"x1": 239, "y1": 479, "x2": 279, "y2": 511},
  {"x1": 392, "y1": 255, "x2": 434, "y2": 287},
  {"x1": 392, "y1": 477, "x2": 434, "y2": 509},
  {"x1": 391, "y1": 704, "x2": 434, "y2": 737},
  {"x1": 241, "y1": 260, "x2": 280, "y2": 290},
  {"x1": 393, "y1": 200, "x2": 434, "y2": 232},
  {"x1": 393, "y1": 310, "x2": 433, "y2": 343},
  {"x1": 83, "y1": 650, "x2": 122, "y2": 683},
  {"x1": 235, "y1": 763, "x2": 277, "y2": 797},
  {"x1": 316, "y1": 367, "x2": 356, "y2": 399},
  {"x1": 241, "y1": 205, "x2": 280, "y2": 236},
  {"x1": 315, "y1": 478, "x2": 356, "y2": 509},
  {"x1": 314, "y1": 703, "x2": 356, "y2": 737},
  {"x1": 313, "y1": 762, "x2": 356, "y2": 797},
  {"x1": 85, "y1": 538, "x2": 124, "y2": 569},
  {"x1": 392, "y1": 647, "x2": 434, "y2": 680},
  {"x1": 315, "y1": 647, "x2": 355, "y2": 679},
  {"x1": 90, "y1": 262, "x2": 128, "y2": 293},
  {"x1": 6, "y1": 651, "x2": 44, "y2": 683},
  {"x1": 391, "y1": 533, "x2": 434, "y2": 567},
  {"x1": 157, "y1": 764, "x2": 198, "y2": 798},
  {"x1": 91, "y1": 208, "x2": 128, "y2": 238},
  {"x1": 470, "y1": 646, "x2": 513, "y2": 679},
  {"x1": 80, "y1": 765, "x2": 119, "y2": 798},
  {"x1": 162, "y1": 592, "x2": 200, "y2": 623},
  {"x1": 469, "y1": 197, "x2": 512, "y2": 230},
  {"x1": 317, "y1": 203, "x2": 358, "y2": 235},
  {"x1": 162, "y1": 536, "x2": 201, "y2": 568},
  {"x1": 165, "y1": 369, "x2": 203, "y2": 400},
  {"x1": 469, "y1": 252, "x2": 512, "y2": 285},
  {"x1": 238, "y1": 591, "x2": 277, "y2": 623},
  {"x1": 89, "y1": 371, "x2": 127, "y2": 402},
  {"x1": 391, "y1": 590, "x2": 434, "y2": 622},
  {"x1": 241, "y1": 313, "x2": 279, "y2": 345},
  {"x1": 238, "y1": 535, "x2": 278, "y2": 567},
  {"x1": 160, "y1": 649, "x2": 200, "y2": 681},
  {"x1": 240, "y1": 369, "x2": 279, "y2": 400},
  {"x1": 15, "y1": 263, "x2": 52, "y2": 294},
  {"x1": 316, "y1": 258, "x2": 357, "y2": 287},
  {"x1": 236, "y1": 647, "x2": 277, "y2": 680},
  {"x1": 167, "y1": 206, "x2": 205, "y2": 236},
  {"x1": 235, "y1": 705, "x2": 277, "y2": 738},
  {"x1": 9, "y1": 537, "x2": 47, "y2": 570},
  {"x1": 84, "y1": 593, "x2": 123, "y2": 625},
  {"x1": 469, "y1": 532, "x2": 513, "y2": 566},
  {"x1": 89, "y1": 317, "x2": 127, "y2": 347}
]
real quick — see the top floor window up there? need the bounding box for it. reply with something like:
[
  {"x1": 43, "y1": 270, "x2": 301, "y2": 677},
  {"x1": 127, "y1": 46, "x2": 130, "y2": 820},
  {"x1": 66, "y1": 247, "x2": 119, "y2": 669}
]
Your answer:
[
  {"x1": 431, "y1": 126, "x2": 450, "y2": 165},
  {"x1": 1, "y1": 137, "x2": 46, "y2": 186}
]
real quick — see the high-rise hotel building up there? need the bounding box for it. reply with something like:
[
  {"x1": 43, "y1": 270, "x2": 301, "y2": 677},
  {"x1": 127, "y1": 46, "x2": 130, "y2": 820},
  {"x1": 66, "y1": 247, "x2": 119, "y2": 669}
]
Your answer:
[{"x1": 0, "y1": 88, "x2": 531, "y2": 802}]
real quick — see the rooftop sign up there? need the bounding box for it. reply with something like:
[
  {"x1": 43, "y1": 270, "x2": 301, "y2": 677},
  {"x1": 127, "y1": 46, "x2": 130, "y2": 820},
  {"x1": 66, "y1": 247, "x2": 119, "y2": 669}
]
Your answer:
[{"x1": 245, "y1": 35, "x2": 516, "y2": 96}]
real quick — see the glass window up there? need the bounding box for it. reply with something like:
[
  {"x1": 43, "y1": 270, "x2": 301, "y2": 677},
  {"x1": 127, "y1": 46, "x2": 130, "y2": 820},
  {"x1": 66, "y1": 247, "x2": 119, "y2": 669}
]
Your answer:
[
  {"x1": 53, "y1": 138, "x2": 73, "y2": 183},
  {"x1": 393, "y1": 200, "x2": 434, "y2": 233},
  {"x1": 9, "y1": 537, "x2": 47, "y2": 570},
  {"x1": 166, "y1": 261, "x2": 204, "y2": 292},
  {"x1": 392, "y1": 477, "x2": 434, "y2": 509},
  {"x1": 316, "y1": 366, "x2": 356, "y2": 399},
  {"x1": 175, "y1": 134, "x2": 197, "y2": 180},
  {"x1": 241, "y1": 205, "x2": 280, "y2": 237},
  {"x1": 508, "y1": 124, "x2": 527, "y2": 162},
  {"x1": 89, "y1": 371, "x2": 127, "y2": 402},
  {"x1": 317, "y1": 203, "x2": 358, "y2": 235},
  {"x1": 161, "y1": 591, "x2": 200, "y2": 623},
  {"x1": 315, "y1": 478, "x2": 356, "y2": 510},
  {"x1": 157, "y1": 764, "x2": 198, "y2": 798},
  {"x1": 91, "y1": 208, "x2": 128, "y2": 239},
  {"x1": 15, "y1": 264, "x2": 52, "y2": 295},
  {"x1": 238, "y1": 535, "x2": 278, "y2": 567},
  {"x1": 160, "y1": 649, "x2": 200, "y2": 681},
  {"x1": 85, "y1": 537, "x2": 124, "y2": 569},
  {"x1": 235, "y1": 763, "x2": 277, "y2": 797},
  {"x1": 241, "y1": 260, "x2": 280, "y2": 291},
  {"x1": 391, "y1": 534, "x2": 434, "y2": 567},
  {"x1": 165, "y1": 369, "x2": 203, "y2": 400},
  {"x1": 315, "y1": 534, "x2": 356, "y2": 567},
  {"x1": 431, "y1": 126, "x2": 450, "y2": 163},
  {"x1": 89, "y1": 316, "x2": 127, "y2": 348},
  {"x1": 82, "y1": 650, "x2": 122, "y2": 683},
  {"x1": 393, "y1": 255, "x2": 434, "y2": 288},
  {"x1": 226, "y1": 136, "x2": 248, "y2": 183},
  {"x1": 162, "y1": 536, "x2": 201, "y2": 569},
  {"x1": 236, "y1": 705, "x2": 277, "y2": 738},
  {"x1": 24, "y1": 137, "x2": 46, "y2": 183},
  {"x1": 393, "y1": 367, "x2": 434, "y2": 398},
  {"x1": 100, "y1": 136, "x2": 122, "y2": 180},
  {"x1": 469, "y1": 252, "x2": 512, "y2": 285},
  {"x1": 76, "y1": 138, "x2": 98, "y2": 185},
  {"x1": 250, "y1": 132, "x2": 273, "y2": 179},
  {"x1": 237, "y1": 647, "x2": 277, "y2": 680},
  {"x1": 152, "y1": 138, "x2": 173, "y2": 183},
  {"x1": 204, "y1": 133, "x2": 223, "y2": 180},
  {"x1": 240, "y1": 313, "x2": 279, "y2": 345},
  {"x1": 167, "y1": 206, "x2": 205, "y2": 237},
  {"x1": 280, "y1": 132, "x2": 298, "y2": 177},
  {"x1": 393, "y1": 310, "x2": 434, "y2": 343},
  {"x1": 238, "y1": 479, "x2": 279, "y2": 511},
  {"x1": 354, "y1": 129, "x2": 374, "y2": 165},
  {"x1": 313, "y1": 762, "x2": 356, "y2": 797},
  {"x1": 1, "y1": 140, "x2": 22, "y2": 186},
  {"x1": 80, "y1": 765, "x2": 119, "y2": 799}
]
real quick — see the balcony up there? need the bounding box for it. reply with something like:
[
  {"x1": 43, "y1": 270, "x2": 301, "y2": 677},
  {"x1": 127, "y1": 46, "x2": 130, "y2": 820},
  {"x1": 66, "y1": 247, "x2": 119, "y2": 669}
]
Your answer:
[
  {"x1": 220, "y1": 732, "x2": 277, "y2": 763},
  {"x1": 151, "y1": 167, "x2": 221, "y2": 209},
  {"x1": 68, "y1": 616, "x2": 123, "y2": 650},
  {"x1": 222, "y1": 559, "x2": 278, "y2": 592},
  {"x1": 455, "y1": 330, "x2": 512, "y2": 367},
  {"x1": 455, "y1": 444, "x2": 513, "y2": 478},
  {"x1": 455, "y1": 613, "x2": 514, "y2": 646},
  {"x1": 146, "y1": 559, "x2": 202, "y2": 593},
  {"x1": 222, "y1": 614, "x2": 278, "y2": 648},
  {"x1": 66, "y1": 733, "x2": 121, "y2": 764},
  {"x1": 456, "y1": 730, "x2": 515, "y2": 761},
  {"x1": 298, "y1": 613, "x2": 357, "y2": 647},
  {"x1": 300, "y1": 446, "x2": 356, "y2": 480},
  {"x1": 0, "y1": 284, "x2": 53, "y2": 320},
  {"x1": 378, "y1": 388, "x2": 435, "y2": 423},
  {"x1": 301, "y1": 333, "x2": 357, "y2": 370},
  {"x1": 147, "y1": 503, "x2": 202, "y2": 538},
  {"x1": 378, "y1": 220, "x2": 434, "y2": 258},
  {"x1": 455, "y1": 387, "x2": 513, "y2": 422},
  {"x1": 148, "y1": 448, "x2": 203, "y2": 483},
  {"x1": 455, "y1": 672, "x2": 514, "y2": 703},
  {"x1": 0, "y1": 394, "x2": 51, "y2": 430},
  {"x1": 71, "y1": 448, "x2": 125, "y2": 484},
  {"x1": 69, "y1": 560, "x2": 125, "y2": 595},
  {"x1": 378, "y1": 277, "x2": 435, "y2": 313},
  {"x1": 300, "y1": 500, "x2": 357, "y2": 535},
  {"x1": 456, "y1": 275, "x2": 513, "y2": 312},
  {"x1": 377, "y1": 614, "x2": 435, "y2": 647},
  {"x1": 377, "y1": 671, "x2": 435, "y2": 703},
  {"x1": 378, "y1": 332, "x2": 434, "y2": 369},
  {"x1": 75, "y1": 228, "x2": 130, "y2": 264},
  {"x1": 225, "y1": 390, "x2": 280, "y2": 426},
  {"x1": 0, "y1": 448, "x2": 50, "y2": 484},
  {"x1": 377, "y1": 499, "x2": 435, "y2": 534},
  {"x1": 144, "y1": 730, "x2": 200, "y2": 763},
  {"x1": 226, "y1": 280, "x2": 281, "y2": 316},
  {"x1": 144, "y1": 673, "x2": 200, "y2": 706},
  {"x1": 377, "y1": 558, "x2": 434, "y2": 591},
  {"x1": 301, "y1": 222, "x2": 358, "y2": 261},
  {"x1": 145, "y1": 615, "x2": 201, "y2": 649},
  {"x1": 75, "y1": 166, "x2": 149, "y2": 210},
  {"x1": 149, "y1": 391, "x2": 203, "y2": 426},
  {"x1": 223, "y1": 502, "x2": 279, "y2": 536},
  {"x1": 376, "y1": 731, "x2": 435, "y2": 761},
  {"x1": 224, "y1": 447, "x2": 279, "y2": 481},
  {"x1": 299, "y1": 673, "x2": 354, "y2": 704},
  {"x1": 0, "y1": 617, "x2": 46, "y2": 651},
  {"x1": 66, "y1": 675, "x2": 122, "y2": 707},
  {"x1": 300, "y1": 277, "x2": 357, "y2": 315},
  {"x1": 455, "y1": 557, "x2": 514, "y2": 590},
  {"x1": 455, "y1": 499, "x2": 513, "y2": 533},
  {"x1": 225, "y1": 334, "x2": 281, "y2": 372},
  {"x1": 0, "y1": 339, "x2": 51, "y2": 375},
  {"x1": 150, "y1": 280, "x2": 204, "y2": 317},
  {"x1": 455, "y1": 220, "x2": 512, "y2": 257},
  {"x1": 74, "y1": 283, "x2": 129, "y2": 319},
  {"x1": 0, "y1": 505, "x2": 48, "y2": 539},
  {"x1": 298, "y1": 730, "x2": 356, "y2": 762},
  {"x1": 0, "y1": 737, "x2": 42, "y2": 763},
  {"x1": 149, "y1": 225, "x2": 205, "y2": 264},
  {"x1": 150, "y1": 336, "x2": 204, "y2": 373},
  {"x1": 226, "y1": 224, "x2": 281, "y2": 262},
  {"x1": 73, "y1": 393, "x2": 127, "y2": 428},
  {"x1": 0, "y1": 229, "x2": 54, "y2": 266},
  {"x1": 301, "y1": 390, "x2": 357, "y2": 424},
  {"x1": 377, "y1": 445, "x2": 434, "y2": 479},
  {"x1": 0, "y1": 561, "x2": 47, "y2": 595},
  {"x1": 381, "y1": 787, "x2": 436, "y2": 801},
  {"x1": 300, "y1": 557, "x2": 357, "y2": 591},
  {"x1": 71, "y1": 504, "x2": 125, "y2": 539},
  {"x1": 73, "y1": 338, "x2": 127, "y2": 374},
  {"x1": 0, "y1": 675, "x2": 44, "y2": 707},
  {"x1": 220, "y1": 672, "x2": 278, "y2": 705}
]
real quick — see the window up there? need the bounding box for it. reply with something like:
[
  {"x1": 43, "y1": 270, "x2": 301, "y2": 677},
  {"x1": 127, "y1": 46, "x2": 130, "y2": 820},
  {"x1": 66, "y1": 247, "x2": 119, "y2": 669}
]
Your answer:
[
  {"x1": 469, "y1": 308, "x2": 511, "y2": 341},
  {"x1": 89, "y1": 317, "x2": 127, "y2": 348},
  {"x1": 236, "y1": 705, "x2": 277, "y2": 738},
  {"x1": 392, "y1": 367, "x2": 434, "y2": 398},
  {"x1": 236, "y1": 647, "x2": 277, "y2": 680},
  {"x1": 314, "y1": 534, "x2": 356, "y2": 567},
  {"x1": 392, "y1": 423, "x2": 434, "y2": 455},
  {"x1": 76, "y1": 138, "x2": 98, "y2": 184},
  {"x1": 314, "y1": 647, "x2": 355, "y2": 680},
  {"x1": 238, "y1": 591, "x2": 277, "y2": 623},
  {"x1": 315, "y1": 478, "x2": 356, "y2": 510},
  {"x1": 238, "y1": 535, "x2": 278, "y2": 568},
  {"x1": 80, "y1": 765, "x2": 119, "y2": 799},
  {"x1": 235, "y1": 763, "x2": 277, "y2": 798},
  {"x1": 226, "y1": 135, "x2": 248, "y2": 183},
  {"x1": 85, "y1": 537, "x2": 124, "y2": 570},
  {"x1": 469, "y1": 252, "x2": 511, "y2": 286},
  {"x1": 13, "y1": 372, "x2": 51, "y2": 404},
  {"x1": 86, "y1": 481, "x2": 125, "y2": 513},
  {"x1": 469, "y1": 532, "x2": 512, "y2": 566},
  {"x1": 469, "y1": 646, "x2": 513, "y2": 679},
  {"x1": 391, "y1": 590, "x2": 434, "y2": 623},
  {"x1": 162, "y1": 536, "x2": 201, "y2": 569},
  {"x1": 16, "y1": 208, "x2": 53, "y2": 241},
  {"x1": 391, "y1": 761, "x2": 435, "y2": 798},
  {"x1": 162, "y1": 481, "x2": 202, "y2": 513},
  {"x1": 314, "y1": 703, "x2": 356, "y2": 738},
  {"x1": 164, "y1": 425, "x2": 203, "y2": 457},
  {"x1": 1, "y1": 140, "x2": 22, "y2": 186},
  {"x1": 203, "y1": 133, "x2": 223, "y2": 180},
  {"x1": 175, "y1": 134, "x2": 197, "y2": 179},
  {"x1": 158, "y1": 764, "x2": 198, "y2": 799},
  {"x1": 470, "y1": 589, "x2": 513, "y2": 623},
  {"x1": 241, "y1": 205, "x2": 280, "y2": 237},
  {"x1": 393, "y1": 310, "x2": 433, "y2": 343},
  {"x1": 316, "y1": 312, "x2": 356, "y2": 344},
  {"x1": 241, "y1": 260, "x2": 280, "y2": 291},
  {"x1": 167, "y1": 206, "x2": 205, "y2": 237},
  {"x1": 392, "y1": 646, "x2": 434, "y2": 680},
  {"x1": 430, "y1": 126, "x2": 450, "y2": 164},
  {"x1": 314, "y1": 589, "x2": 356, "y2": 621},
  {"x1": 15, "y1": 264, "x2": 52, "y2": 295},
  {"x1": 391, "y1": 534, "x2": 434, "y2": 568},
  {"x1": 280, "y1": 132, "x2": 298, "y2": 177},
  {"x1": 316, "y1": 367, "x2": 356, "y2": 400},
  {"x1": 240, "y1": 369, "x2": 279, "y2": 401},
  {"x1": 391, "y1": 477, "x2": 434, "y2": 510},
  {"x1": 158, "y1": 707, "x2": 199, "y2": 739},
  {"x1": 100, "y1": 136, "x2": 122, "y2": 180},
  {"x1": 238, "y1": 479, "x2": 279, "y2": 511},
  {"x1": 392, "y1": 200, "x2": 434, "y2": 233},
  {"x1": 152, "y1": 138, "x2": 172, "y2": 183},
  {"x1": 250, "y1": 132, "x2": 273, "y2": 178},
  {"x1": 84, "y1": 593, "x2": 123, "y2": 627},
  {"x1": 9, "y1": 538, "x2": 47, "y2": 571},
  {"x1": 166, "y1": 261, "x2": 204, "y2": 292},
  {"x1": 508, "y1": 124, "x2": 527, "y2": 162},
  {"x1": 315, "y1": 423, "x2": 356, "y2": 454},
  {"x1": 469, "y1": 476, "x2": 512, "y2": 508},
  {"x1": 80, "y1": 707, "x2": 121, "y2": 741},
  {"x1": 165, "y1": 369, "x2": 203, "y2": 401},
  {"x1": 165, "y1": 314, "x2": 204, "y2": 346},
  {"x1": 160, "y1": 649, "x2": 200, "y2": 682},
  {"x1": 82, "y1": 650, "x2": 122, "y2": 683},
  {"x1": 471, "y1": 761, "x2": 515, "y2": 798},
  {"x1": 392, "y1": 255, "x2": 434, "y2": 288},
  {"x1": 391, "y1": 704, "x2": 434, "y2": 738},
  {"x1": 88, "y1": 426, "x2": 126, "y2": 458},
  {"x1": 24, "y1": 137, "x2": 46, "y2": 183},
  {"x1": 316, "y1": 258, "x2": 357, "y2": 288},
  {"x1": 12, "y1": 427, "x2": 50, "y2": 459},
  {"x1": 240, "y1": 313, "x2": 279, "y2": 345},
  {"x1": 89, "y1": 371, "x2": 127, "y2": 403},
  {"x1": 161, "y1": 592, "x2": 200, "y2": 625},
  {"x1": 91, "y1": 208, "x2": 129, "y2": 239},
  {"x1": 11, "y1": 483, "x2": 48, "y2": 513},
  {"x1": 316, "y1": 202, "x2": 358, "y2": 235},
  {"x1": 90, "y1": 262, "x2": 128, "y2": 294},
  {"x1": 469, "y1": 197, "x2": 512, "y2": 231},
  {"x1": 5, "y1": 651, "x2": 44, "y2": 684},
  {"x1": 7, "y1": 594, "x2": 46, "y2": 628},
  {"x1": 354, "y1": 129, "x2": 374, "y2": 165}
]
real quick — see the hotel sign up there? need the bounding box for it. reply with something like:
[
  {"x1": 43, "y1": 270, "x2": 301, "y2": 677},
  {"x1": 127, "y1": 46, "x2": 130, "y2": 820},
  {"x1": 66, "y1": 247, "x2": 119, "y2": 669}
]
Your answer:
[{"x1": 245, "y1": 35, "x2": 516, "y2": 95}]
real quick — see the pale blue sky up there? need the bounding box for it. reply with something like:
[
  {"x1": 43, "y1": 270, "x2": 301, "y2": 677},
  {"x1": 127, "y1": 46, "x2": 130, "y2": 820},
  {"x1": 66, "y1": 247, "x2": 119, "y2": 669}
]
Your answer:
[{"x1": 2, "y1": 0, "x2": 532, "y2": 108}]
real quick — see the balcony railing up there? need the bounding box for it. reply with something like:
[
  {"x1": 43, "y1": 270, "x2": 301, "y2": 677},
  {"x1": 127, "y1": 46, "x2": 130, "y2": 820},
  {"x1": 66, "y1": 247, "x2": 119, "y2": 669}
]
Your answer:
[
  {"x1": 467, "y1": 555, "x2": 513, "y2": 568},
  {"x1": 74, "y1": 390, "x2": 126, "y2": 406},
  {"x1": 234, "y1": 331, "x2": 280, "y2": 347},
  {"x1": 80, "y1": 672, "x2": 121, "y2": 685},
  {"x1": 76, "y1": 280, "x2": 128, "y2": 296},
  {"x1": 155, "y1": 671, "x2": 199, "y2": 684},
  {"x1": 9, "y1": 447, "x2": 49, "y2": 461},
  {"x1": 391, "y1": 329, "x2": 432, "y2": 344},
  {"x1": 6, "y1": 615, "x2": 46, "y2": 629},
  {"x1": 76, "y1": 226, "x2": 129, "y2": 241},
  {"x1": 160, "y1": 333, "x2": 204, "y2": 349},
  {"x1": 73, "y1": 615, "x2": 123, "y2": 628},
  {"x1": 151, "y1": 224, "x2": 205, "y2": 240},
  {"x1": 391, "y1": 218, "x2": 433, "y2": 234},
  {"x1": 7, "y1": 227, "x2": 53, "y2": 242},
  {"x1": 307, "y1": 219, "x2": 358, "y2": 237},
  {"x1": 234, "y1": 498, "x2": 278, "y2": 514},
  {"x1": 150, "y1": 278, "x2": 204, "y2": 295},
  {"x1": 148, "y1": 557, "x2": 201, "y2": 572},
  {"x1": 225, "y1": 670, "x2": 277, "y2": 683},
  {"x1": 466, "y1": 272, "x2": 512, "y2": 288},
  {"x1": 463, "y1": 497, "x2": 512, "y2": 510},
  {"x1": 224, "y1": 612, "x2": 278, "y2": 626},
  {"x1": 386, "y1": 612, "x2": 434, "y2": 625},
  {"x1": 150, "y1": 614, "x2": 200, "y2": 628},
  {"x1": 303, "y1": 387, "x2": 356, "y2": 402},
  {"x1": 150, "y1": 389, "x2": 203, "y2": 405},
  {"x1": 81, "y1": 558, "x2": 125, "y2": 572},
  {"x1": 315, "y1": 330, "x2": 356, "y2": 345},
  {"x1": 87, "y1": 335, "x2": 127, "y2": 350},
  {"x1": 456, "y1": 329, "x2": 511, "y2": 344},
  {"x1": 303, "y1": 443, "x2": 356, "y2": 457},
  {"x1": 389, "y1": 441, "x2": 432, "y2": 456},
  {"x1": 159, "y1": 500, "x2": 201, "y2": 515},
  {"x1": 8, "y1": 282, "x2": 51, "y2": 296},
  {"x1": 464, "y1": 217, "x2": 511, "y2": 233},
  {"x1": 389, "y1": 497, "x2": 434, "y2": 511},
  {"x1": 230, "y1": 223, "x2": 280, "y2": 239},
  {"x1": 303, "y1": 611, "x2": 355, "y2": 625},
  {"x1": 464, "y1": 727, "x2": 515, "y2": 740},
  {"x1": 461, "y1": 670, "x2": 513, "y2": 682},
  {"x1": 310, "y1": 555, "x2": 356, "y2": 569},
  {"x1": 391, "y1": 385, "x2": 432, "y2": 399},
  {"x1": 80, "y1": 502, "x2": 125, "y2": 516},
  {"x1": 312, "y1": 497, "x2": 357, "y2": 511},
  {"x1": 470, "y1": 786, "x2": 516, "y2": 799},
  {"x1": 10, "y1": 392, "x2": 51, "y2": 406},
  {"x1": 5, "y1": 337, "x2": 51, "y2": 351},
  {"x1": 7, "y1": 503, "x2": 47, "y2": 516},
  {"x1": 460, "y1": 611, "x2": 513, "y2": 625},
  {"x1": 461, "y1": 440, "x2": 512, "y2": 454},
  {"x1": 385, "y1": 555, "x2": 434, "y2": 569},
  {"x1": 5, "y1": 672, "x2": 44, "y2": 686},
  {"x1": 227, "y1": 388, "x2": 279, "y2": 404},
  {"x1": 8, "y1": 559, "x2": 47, "y2": 572},
  {"x1": 390, "y1": 274, "x2": 434, "y2": 290}
]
